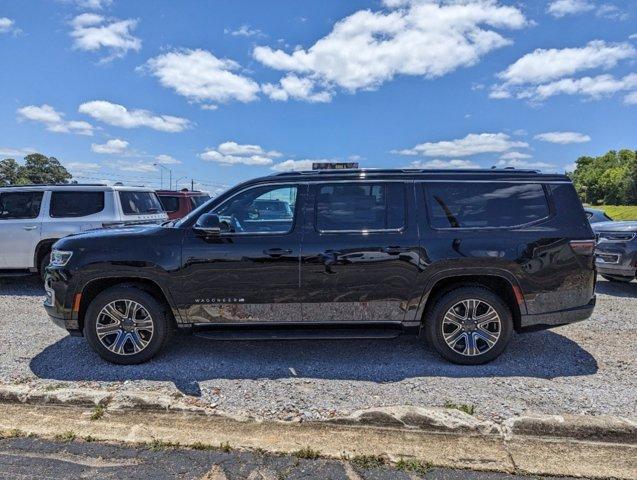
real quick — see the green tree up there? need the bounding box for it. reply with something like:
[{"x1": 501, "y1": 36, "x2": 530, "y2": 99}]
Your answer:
[
  {"x1": 572, "y1": 149, "x2": 636, "y2": 205},
  {"x1": 0, "y1": 158, "x2": 21, "y2": 186}
]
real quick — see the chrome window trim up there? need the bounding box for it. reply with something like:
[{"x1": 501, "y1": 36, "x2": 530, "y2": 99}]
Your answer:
[{"x1": 313, "y1": 181, "x2": 408, "y2": 235}]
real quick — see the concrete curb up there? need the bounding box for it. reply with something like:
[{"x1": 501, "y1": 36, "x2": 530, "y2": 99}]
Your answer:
[{"x1": 1, "y1": 384, "x2": 635, "y2": 479}]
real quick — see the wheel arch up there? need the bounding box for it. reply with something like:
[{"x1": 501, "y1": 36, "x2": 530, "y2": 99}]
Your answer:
[
  {"x1": 416, "y1": 270, "x2": 526, "y2": 332},
  {"x1": 77, "y1": 276, "x2": 178, "y2": 331},
  {"x1": 34, "y1": 238, "x2": 59, "y2": 272}
]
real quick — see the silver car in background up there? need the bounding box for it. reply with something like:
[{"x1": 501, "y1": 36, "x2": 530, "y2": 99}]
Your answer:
[
  {"x1": 0, "y1": 184, "x2": 167, "y2": 277},
  {"x1": 592, "y1": 221, "x2": 637, "y2": 283}
]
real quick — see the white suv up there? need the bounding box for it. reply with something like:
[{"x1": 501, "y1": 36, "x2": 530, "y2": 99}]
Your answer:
[{"x1": 0, "y1": 184, "x2": 167, "y2": 277}]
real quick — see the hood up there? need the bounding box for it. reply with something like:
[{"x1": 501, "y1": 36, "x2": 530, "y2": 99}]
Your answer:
[
  {"x1": 592, "y1": 221, "x2": 637, "y2": 233},
  {"x1": 54, "y1": 225, "x2": 164, "y2": 249}
]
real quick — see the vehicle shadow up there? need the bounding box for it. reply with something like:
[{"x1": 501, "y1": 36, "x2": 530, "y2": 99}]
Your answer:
[
  {"x1": 0, "y1": 277, "x2": 44, "y2": 297},
  {"x1": 595, "y1": 278, "x2": 636, "y2": 297},
  {"x1": 30, "y1": 329, "x2": 598, "y2": 396}
]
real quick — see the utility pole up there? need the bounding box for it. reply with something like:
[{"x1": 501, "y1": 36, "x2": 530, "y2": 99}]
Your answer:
[
  {"x1": 191, "y1": 178, "x2": 194, "y2": 190},
  {"x1": 153, "y1": 164, "x2": 173, "y2": 190}
]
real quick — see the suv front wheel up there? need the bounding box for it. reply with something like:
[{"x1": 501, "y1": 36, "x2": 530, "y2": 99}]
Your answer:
[
  {"x1": 425, "y1": 287, "x2": 513, "y2": 365},
  {"x1": 84, "y1": 286, "x2": 172, "y2": 365}
]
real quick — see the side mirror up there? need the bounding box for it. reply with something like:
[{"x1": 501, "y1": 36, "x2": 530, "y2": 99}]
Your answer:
[{"x1": 194, "y1": 213, "x2": 221, "y2": 236}]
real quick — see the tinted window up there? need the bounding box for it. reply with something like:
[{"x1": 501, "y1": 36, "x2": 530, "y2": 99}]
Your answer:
[
  {"x1": 50, "y1": 191, "x2": 104, "y2": 218},
  {"x1": 212, "y1": 185, "x2": 297, "y2": 234},
  {"x1": 316, "y1": 183, "x2": 405, "y2": 232},
  {"x1": 425, "y1": 182, "x2": 549, "y2": 229},
  {"x1": 190, "y1": 195, "x2": 210, "y2": 209},
  {"x1": 119, "y1": 191, "x2": 163, "y2": 215},
  {"x1": 0, "y1": 192, "x2": 43, "y2": 219},
  {"x1": 158, "y1": 195, "x2": 180, "y2": 213}
]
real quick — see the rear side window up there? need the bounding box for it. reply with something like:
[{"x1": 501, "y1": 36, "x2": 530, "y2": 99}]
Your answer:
[
  {"x1": 119, "y1": 191, "x2": 163, "y2": 215},
  {"x1": 190, "y1": 195, "x2": 210, "y2": 209},
  {"x1": 316, "y1": 183, "x2": 405, "y2": 232},
  {"x1": 50, "y1": 191, "x2": 104, "y2": 218},
  {"x1": 0, "y1": 191, "x2": 43, "y2": 219},
  {"x1": 424, "y1": 182, "x2": 550, "y2": 229},
  {"x1": 158, "y1": 195, "x2": 180, "y2": 213}
]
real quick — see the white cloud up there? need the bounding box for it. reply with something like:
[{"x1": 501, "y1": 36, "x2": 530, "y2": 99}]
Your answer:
[
  {"x1": 65, "y1": 161, "x2": 101, "y2": 173},
  {"x1": 78, "y1": 100, "x2": 190, "y2": 132},
  {"x1": 224, "y1": 25, "x2": 262, "y2": 37},
  {"x1": 491, "y1": 40, "x2": 637, "y2": 102},
  {"x1": 200, "y1": 141, "x2": 281, "y2": 166},
  {"x1": 91, "y1": 138, "x2": 128, "y2": 154},
  {"x1": 406, "y1": 159, "x2": 480, "y2": 169},
  {"x1": 144, "y1": 49, "x2": 260, "y2": 106},
  {"x1": 154, "y1": 154, "x2": 181, "y2": 165},
  {"x1": 253, "y1": 0, "x2": 527, "y2": 102},
  {"x1": 596, "y1": 4, "x2": 628, "y2": 21},
  {"x1": 531, "y1": 73, "x2": 637, "y2": 101},
  {"x1": 496, "y1": 41, "x2": 635, "y2": 86},
  {"x1": 630, "y1": 34, "x2": 637, "y2": 40},
  {"x1": 500, "y1": 151, "x2": 532, "y2": 160},
  {"x1": 262, "y1": 74, "x2": 332, "y2": 103},
  {"x1": 271, "y1": 159, "x2": 326, "y2": 171},
  {"x1": 497, "y1": 158, "x2": 555, "y2": 169},
  {"x1": 534, "y1": 131, "x2": 591, "y2": 144},
  {"x1": 17, "y1": 104, "x2": 94, "y2": 136},
  {"x1": 75, "y1": 0, "x2": 113, "y2": 9},
  {"x1": 547, "y1": 0, "x2": 594, "y2": 17},
  {"x1": 0, "y1": 147, "x2": 38, "y2": 158},
  {"x1": 0, "y1": 17, "x2": 18, "y2": 34},
  {"x1": 70, "y1": 13, "x2": 141, "y2": 61},
  {"x1": 392, "y1": 133, "x2": 528, "y2": 158},
  {"x1": 108, "y1": 160, "x2": 157, "y2": 173},
  {"x1": 624, "y1": 91, "x2": 637, "y2": 105}
]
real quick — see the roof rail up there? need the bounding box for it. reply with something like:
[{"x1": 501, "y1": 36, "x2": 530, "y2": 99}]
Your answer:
[
  {"x1": 0, "y1": 183, "x2": 107, "y2": 187},
  {"x1": 272, "y1": 167, "x2": 542, "y2": 176}
]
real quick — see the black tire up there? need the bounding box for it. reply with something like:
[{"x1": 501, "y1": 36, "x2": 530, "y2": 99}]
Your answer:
[
  {"x1": 39, "y1": 251, "x2": 51, "y2": 281},
  {"x1": 84, "y1": 286, "x2": 172, "y2": 365},
  {"x1": 425, "y1": 287, "x2": 513, "y2": 365},
  {"x1": 601, "y1": 274, "x2": 633, "y2": 283}
]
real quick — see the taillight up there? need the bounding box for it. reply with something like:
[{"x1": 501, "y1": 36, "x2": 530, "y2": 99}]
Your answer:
[{"x1": 569, "y1": 239, "x2": 596, "y2": 255}]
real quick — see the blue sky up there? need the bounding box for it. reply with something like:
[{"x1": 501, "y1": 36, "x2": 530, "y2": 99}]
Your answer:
[{"x1": 1, "y1": 0, "x2": 636, "y2": 193}]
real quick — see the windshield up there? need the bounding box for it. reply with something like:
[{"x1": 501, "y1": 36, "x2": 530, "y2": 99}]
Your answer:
[{"x1": 119, "y1": 191, "x2": 163, "y2": 215}]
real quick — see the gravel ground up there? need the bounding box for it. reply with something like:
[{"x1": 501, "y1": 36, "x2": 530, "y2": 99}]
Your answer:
[{"x1": 0, "y1": 276, "x2": 635, "y2": 422}]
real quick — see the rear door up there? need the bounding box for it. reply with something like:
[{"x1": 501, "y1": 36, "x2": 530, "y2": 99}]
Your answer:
[
  {"x1": 299, "y1": 181, "x2": 421, "y2": 322},
  {"x1": 41, "y1": 190, "x2": 107, "y2": 240},
  {"x1": 0, "y1": 190, "x2": 45, "y2": 268}
]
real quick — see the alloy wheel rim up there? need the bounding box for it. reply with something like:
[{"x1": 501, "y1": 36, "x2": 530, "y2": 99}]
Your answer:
[
  {"x1": 96, "y1": 299, "x2": 154, "y2": 356},
  {"x1": 442, "y1": 299, "x2": 501, "y2": 356}
]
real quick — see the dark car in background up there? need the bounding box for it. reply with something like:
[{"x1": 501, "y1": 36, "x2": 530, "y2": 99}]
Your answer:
[
  {"x1": 44, "y1": 168, "x2": 596, "y2": 366},
  {"x1": 584, "y1": 207, "x2": 613, "y2": 223},
  {"x1": 156, "y1": 189, "x2": 211, "y2": 220},
  {"x1": 592, "y1": 221, "x2": 637, "y2": 282}
]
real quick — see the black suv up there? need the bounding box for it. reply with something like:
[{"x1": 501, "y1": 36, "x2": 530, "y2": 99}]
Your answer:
[{"x1": 44, "y1": 169, "x2": 596, "y2": 365}]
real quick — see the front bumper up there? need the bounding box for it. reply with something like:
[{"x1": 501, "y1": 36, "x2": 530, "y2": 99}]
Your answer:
[
  {"x1": 519, "y1": 296, "x2": 596, "y2": 332},
  {"x1": 595, "y1": 241, "x2": 637, "y2": 278},
  {"x1": 43, "y1": 268, "x2": 82, "y2": 335}
]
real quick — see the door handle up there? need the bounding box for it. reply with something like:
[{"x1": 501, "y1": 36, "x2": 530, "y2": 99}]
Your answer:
[
  {"x1": 382, "y1": 245, "x2": 407, "y2": 255},
  {"x1": 264, "y1": 248, "x2": 292, "y2": 258},
  {"x1": 23, "y1": 226, "x2": 38, "y2": 231}
]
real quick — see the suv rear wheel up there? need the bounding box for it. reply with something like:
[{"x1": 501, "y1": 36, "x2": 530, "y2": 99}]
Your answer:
[
  {"x1": 425, "y1": 287, "x2": 513, "y2": 365},
  {"x1": 84, "y1": 286, "x2": 171, "y2": 365}
]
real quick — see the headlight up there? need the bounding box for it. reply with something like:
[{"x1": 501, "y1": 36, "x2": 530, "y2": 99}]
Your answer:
[{"x1": 50, "y1": 249, "x2": 73, "y2": 267}]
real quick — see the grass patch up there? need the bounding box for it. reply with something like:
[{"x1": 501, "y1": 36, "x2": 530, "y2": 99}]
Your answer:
[
  {"x1": 84, "y1": 435, "x2": 95, "y2": 443},
  {"x1": 350, "y1": 454, "x2": 386, "y2": 469},
  {"x1": 444, "y1": 401, "x2": 475, "y2": 415},
  {"x1": 43, "y1": 383, "x2": 68, "y2": 391},
  {"x1": 0, "y1": 429, "x2": 25, "y2": 439},
  {"x1": 55, "y1": 431, "x2": 76, "y2": 442},
  {"x1": 147, "y1": 439, "x2": 180, "y2": 451},
  {"x1": 219, "y1": 441, "x2": 232, "y2": 453},
  {"x1": 589, "y1": 205, "x2": 637, "y2": 221},
  {"x1": 293, "y1": 447, "x2": 321, "y2": 460},
  {"x1": 395, "y1": 458, "x2": 431, "y2": 475},
  {"x1": 191, "y1": 441, "x2": 216, "y2": 451},
  {"x1": 90, "y1": 404, "x2": 106, "y2": 421}
]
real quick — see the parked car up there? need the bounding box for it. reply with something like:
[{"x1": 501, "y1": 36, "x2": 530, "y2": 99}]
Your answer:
[
  {"x1": 584, "y1": 207, "x2": 613, "y2": 223},
  {"x1": 44, "y1": 168, "x2": 596, "y2": 365},
  {"x1": 592, "y1": 221, "x2": 637, "y2": 282},
  {"x1": 0, "y1": 184, "x2": 167, "y2": 278},
  {"x1": 156, "y1": 189, "x2": 211, "y2": 220}
]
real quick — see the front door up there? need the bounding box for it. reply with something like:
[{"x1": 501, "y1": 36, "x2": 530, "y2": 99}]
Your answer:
[
  {"x1": 175, "y1": 183, "x2": 304, "y2": 324},
  {"x1": 300, "y1": 181, "x2": 421, "y2": 323},
  {"x1": 0, "y1": 190, "x2": 44, "y2": 269}
]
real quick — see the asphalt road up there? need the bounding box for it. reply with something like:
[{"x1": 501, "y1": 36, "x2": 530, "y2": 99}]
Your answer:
[
  {"x1": 0, "y1": 436, "x2": 579, "y2": 480},
  {"x1": 0, "y1": 276, "x2": 635, "y2": 422}
]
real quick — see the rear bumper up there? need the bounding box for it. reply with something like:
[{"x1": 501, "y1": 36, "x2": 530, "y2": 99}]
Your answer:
[
  {"x1": 595, "y1": 243, "x2": 637, "y2": 278},
  {"x1": 519, "y1": 296, "x2": 596, "y2": 332}
]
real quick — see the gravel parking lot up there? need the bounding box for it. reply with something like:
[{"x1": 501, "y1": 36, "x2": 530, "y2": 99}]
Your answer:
[{"x1": 0, "y1": 276, "x2": 635, "y2": 422}]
